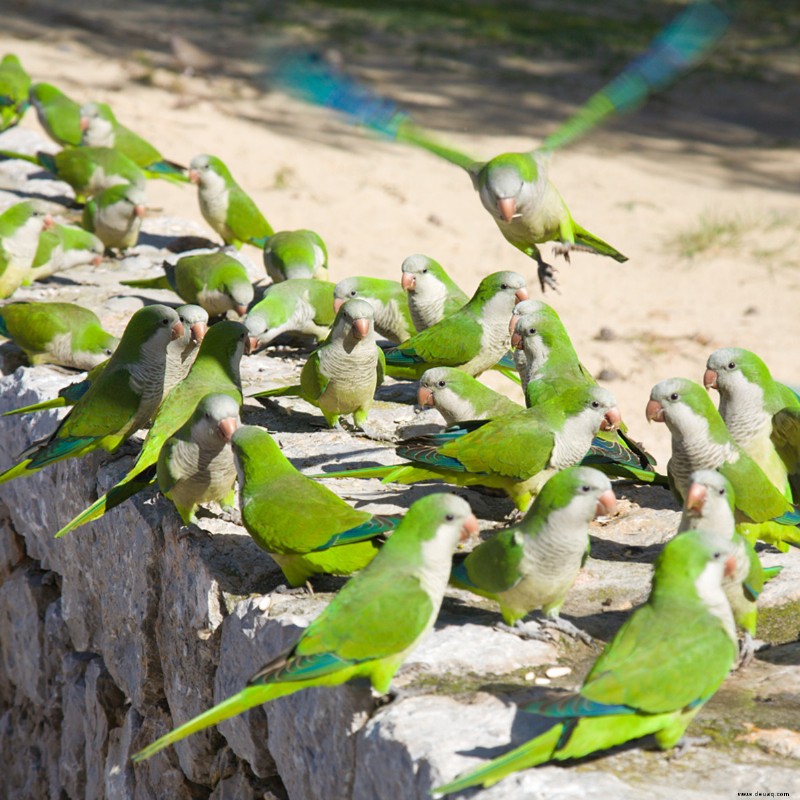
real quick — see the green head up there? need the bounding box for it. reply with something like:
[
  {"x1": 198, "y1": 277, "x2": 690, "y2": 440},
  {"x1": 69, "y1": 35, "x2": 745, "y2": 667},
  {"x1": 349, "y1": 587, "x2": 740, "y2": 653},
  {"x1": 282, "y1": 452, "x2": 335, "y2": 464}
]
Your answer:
[
  {"x1": 94, "y1": 182, "x2": 147, "y2": 210},
  {"x1": 400, "y1": 254, "x2": 461, "y2": 295},
  {"x1": 187, "y1": 393, "x2": 241, "y2": 447},
  {"x1": 29, "y1": 82, "x2": 70, "y2": 106},
  {"x1": 512, "y1": 307, "x2": 576, "y2": 374},
  {"x1": 174, "y1": 304, "x2": 209, "y2": 348},
  {"x1": 559, "y1": 384, "x2": 620, "y2": 429},
  {"x1": 263, "y1": 229, "x2": 327, "y2": 280},
  {"x1": 474, "y1": 152, "x2": 546, "y2": 223},
  {"x1": 189, "y1": 153, "x2": 234, "y2": 185},
  {"x1": 111, "y1": 304, "x2": 183, "y2": 363},
  {"x1": 469, "y1": 270, "x2": 528, "y2": 310},
  {"x1": 0, "y1": 200, "x2": 36, "y2": 232},
  {"x1": 646, "y1": 377, "x2": 730, "y2": 444},
  {"x1": 681, "y1": 469, "x2": 735, "y2": 536},
  {"x1": 231, "y1": 424, "x2": 293, "y2": 483},
  {"x1": 704, "y1": 347, "x2": 773, "y2": 400},
  {"x1": 194, "y1": 319, "x2": 250, "y2": 380},
  {"x1": 330, "y1": 297, "x2": 375, "y2": 342},
  {"x1": 333, "y1": 276, "x2": 398, "y2": 311}
]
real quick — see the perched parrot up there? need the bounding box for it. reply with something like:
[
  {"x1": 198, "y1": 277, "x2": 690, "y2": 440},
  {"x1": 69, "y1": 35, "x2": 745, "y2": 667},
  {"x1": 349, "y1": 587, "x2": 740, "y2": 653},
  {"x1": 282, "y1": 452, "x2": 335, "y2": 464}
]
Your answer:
[
  {"x1": 157, "y1": 393, "x2": 241, "y2": 524},
  {"x1": 317, "y1": 384, "x2": 621, "y2": 511},
  {"x1": 231, "y1": 424, "x2": 400, "y2": 586},
  {"x1": 258, "y1": 228, "x2": 328, "y2": 283},
  {"x1": 132, "y1": 491, "x2": 478, "y2": 763},
  {"x1": 417, "y1": 366, "x2": 523, "y2": 427},
  {"x1": 433, "y1": 529, "x2": 739, "y2": 795},
  {"x1": 188, "y1": 154, "x2": 274, "y2": 248},
  {"x1": 333, "y1": 275, "x2": 415, "y2": 344},
  {"x1": 29, "y1": 222, "x2": 104, "y2": 280},
  {"x1": 121, "y1": 251, "x2": 254, "y2": 317},
  {"x1": 79, "y1": 101, "x2": 188, "y2": 181},
  {"x1": 252, "y1": 298, "x2": 385, "y2": 429},
  {"x1": 451, "y1": 466, "x2": 615, "y2": 642},
  {"x1": 0, "y1": 54, "x2": 31, "y2": 131},
  {"x1": 704, "y1": 347, "x2": 800, "y2": 501},
  {"x1": 0, "y1": 304, "x2": 183, "y2": 486},
  {"x1": 0, "y1": 200, "x2": 49, "y2": 298},
  {"x1": 244, "y1": 278, "x2": 335, "y2": 349},
  {"x1": 81, "y1": 183, "x2": 147, "y2": 251},
  {"x1": 29, "y1": 82, "x2": 82, "y2": 146},
  {"x1": 646, "y1": 378, "x2": 800, "y2": 549},
  {"x1": 0, "y1": 301, "x2": 118, "y2": 369},
  {"x1": 383, "y1": 270, "x2": 527, "y2": 382},
  {"x1": 400, "y1": 253, "x2": 469, "y2": 332},
  {"x1": 53, "y1": 319, "x2": 249, "y2": 538}
]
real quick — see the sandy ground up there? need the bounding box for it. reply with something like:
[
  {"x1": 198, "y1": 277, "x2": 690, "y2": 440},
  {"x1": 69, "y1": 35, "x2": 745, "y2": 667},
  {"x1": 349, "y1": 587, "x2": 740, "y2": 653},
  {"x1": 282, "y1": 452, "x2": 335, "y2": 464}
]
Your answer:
[{"x1": 1, "y1": 14, "x2": 799, "y2": 467}]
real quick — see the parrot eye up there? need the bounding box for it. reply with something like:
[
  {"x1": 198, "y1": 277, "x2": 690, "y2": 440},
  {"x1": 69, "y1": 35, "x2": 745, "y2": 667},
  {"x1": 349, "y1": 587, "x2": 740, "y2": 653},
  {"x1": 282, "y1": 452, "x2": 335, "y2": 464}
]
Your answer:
[
  {"x1": 528, "y1": 327, "x2": 536, "y2": 335},
  {"x1": 728, "y1": 361, "x2": 736, "y2": 369},
  {"x1": 670, "y1": 393, "x2": 679, "y2": 401},
  {"x1": 349, "y1": 290, "x2": 357, "y2": 297},
  {"x1": 591, "y1": 400, "x2": 600, "y2": 409},
  {"x1": 718, "y1": 488, "x2": 725, "y2": 496},
  {"x1": 161, "y1": 318, "x2": 170, "y2": 326},
  {"x1": 501, "y1": 283, "x2": 508, "y2": 290},
  {"x1": 445, "y1": 513, "x2": 455, "y2": 521},
  {"x1": 712, "y1": 550, "x2": 722, "y2": 560},
  {"x1": 581, "y1": 485, "x2": 591, "y2": 493},
  {"x1": 105, "y1": 348, "x2": 113, "y2": 356},
  {"x1": 437, "y1": 380, "x2": 446, "y2": 388},
  {"x1": 421, "y1": 268, "x2": 428, "y2": 273}
]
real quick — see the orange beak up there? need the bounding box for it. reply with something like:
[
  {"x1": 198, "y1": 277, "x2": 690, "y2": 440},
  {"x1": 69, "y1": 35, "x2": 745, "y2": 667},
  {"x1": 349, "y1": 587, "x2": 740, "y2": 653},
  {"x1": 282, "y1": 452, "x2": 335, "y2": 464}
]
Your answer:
[
  {"x1": 645, "y1": 399, "x2": 665, "y2": 423},
  {"x1": 595, "y1": 489, "x2": 617, "y2": 517},
  {"x1": 352, "y1": 318, "x2": 370, "y2": 339},
  {"x1": 171, "y1": 321, "x2": 185, "y2": 341},
  {"x1": 508, "y1": 314, "x2": 520, "y2": 336},
  {"x1": 511, "y1": 331, "x2": 523, "y2": 350},
  {"x1": 79, "y1": 116, "x2": 89, "y2": 132},
  {"x1": 460, "y1": 513, "x2": 480, "y2": 542},
  {"x1": 189, "y1": 169, "x2": 200, "y2": 184},
  {"x1": 234, "y1": 304, "x2": 248, "y2": 317},
  {"x1": 134, "y1": 204, "x2": 147, "y2": 219},
  {"x1": 685, "y1": 483, "x2": 707, "y2": 514},
  {"x1": 724, "y1": 553, "x2": 738, "y2": 579},
  {"x1": 217, "y1": 416, "x2": 239, "y2": 442},
  {"x1": 514, "y1": 287, "x2": 529, "y2": 303},
  {"x1": 703, "y1": 368, "x2": 718, "y2": 391},
  {"x1": 91, "y1": 254, "x2": 104, "y2": 267},
  {"x1": 601, "y1": 407, "x2": 622, "y2": 432},
  {"x1": 497, "y1": 197, "x2": 516, "y2": 223},
  {"x1": 190, "y1": 321, "x2": 207, "y2": 344},
  {"x1": 401, "y1": 273, "x2": 416, "y2": 292},
  {"x1": 245, "y1": 336, "x2": 257, "y2": 355},
  {"x1": 417, "y1": 386, "x2": 435, "y2": 407},
  {"x1": 333, "y1": 297, "x2": 345, "y2": 314},
  {"x1": 42, "y1": 214, "x2": 55, "y2": 230}
]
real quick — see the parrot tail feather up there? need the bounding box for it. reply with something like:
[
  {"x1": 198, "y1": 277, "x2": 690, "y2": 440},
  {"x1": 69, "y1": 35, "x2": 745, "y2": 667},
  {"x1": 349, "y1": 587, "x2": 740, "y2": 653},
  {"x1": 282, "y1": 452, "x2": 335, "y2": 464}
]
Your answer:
[
  {"x1": 312, "y1": 514, "x2": 400, "y2": 551},
  {"x1": 2, "y1": 396, "x2": 68, "y2": 416}
]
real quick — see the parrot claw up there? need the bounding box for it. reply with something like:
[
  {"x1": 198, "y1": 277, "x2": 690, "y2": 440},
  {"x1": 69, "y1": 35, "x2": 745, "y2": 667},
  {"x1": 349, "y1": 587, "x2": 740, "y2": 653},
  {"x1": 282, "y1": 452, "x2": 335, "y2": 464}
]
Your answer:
[
  {"x1": 534, "y1": 253, "x2": 559, "y2": 294},
  {"x1": 273, "y1": 582, "x2": 314, "y2": 596},
  {"x1": 539, "y1": 616, "x2": 594, "y2": 646},
  {"x1": 494, "y1": 620, "x2": 556, "y2": 643},
  {"x1": 668, "y1": 735, "x2": 711, "y2": 759},
  {"x1": 734, "y1": 632, "x2": 767, "y2": 670}
]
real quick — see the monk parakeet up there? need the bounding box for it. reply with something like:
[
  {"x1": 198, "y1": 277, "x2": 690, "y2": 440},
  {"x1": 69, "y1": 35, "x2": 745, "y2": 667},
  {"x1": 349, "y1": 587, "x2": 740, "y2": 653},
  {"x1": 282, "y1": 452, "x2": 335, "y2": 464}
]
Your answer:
[
  {"x1": 244, "y1": 278, "x2": 335, "y2": 349},
  {"x1": 0, "y1": 301, "x2": 118, "y2": 369},
  {"x1": 0, "y1": 200, "x2": 49, "y2": 298},
  {"x1": 0, "y1": 304, "x2": 183, "y2": 485},
  {"x1": 79, "y1": 101, "x2": 188, "y2": 182},
  {"x1": 132, "y1": 491, "x2": 478, "y2": 762},
  {"x1": 188, "y1": 154, "x2": 274, "y2": 248},
  {"x1": 646, "y1": 378, "x2": 800, "y2": 550},
  {"x1": 53, "y1": 319, "x2": 249, "y2": 537},
  {"x1": 122, "y1": 251, "x2": 254, "y2": 317},
  {"x1": 333, "y1": 275, "x2": 415, "y2": 343},
  {"x1": 383, "y1": 270, "x2": 527, "y2": 381},
  {"x1": 433, "y1": 528, "x2": 739, "y2": 795},
  {"x1": 30, "y1": 222, "x2": 104, "y2": 280},
  {"x1": 704, "y1": 347, "x2": 800, "y2": 501},
  {"x1": 0, "y1": 54, "x2": 30, "y2": 131},
  {"x1": 400, "y1": 253, "x2": 469, "y2": 332},
  {"x1": 29, "y1": 82, "x2": 82, "y2": 146},
  {"x1": 451, "y1": 466, "x2": 615, "y2": 643},
  {"x1": 417, "y1": 367, "x2": 523, "y2": 427},
  {"x1": 252, "y1": 298, "x2": 385, "y2": 430},
  {"x1": 81, "y1": 183, "x2": 147, "y2": 251},
  {"x1": 231, "y1": 424, "x2": 400, "y2": 586},
  {"x1": 157, "y1": 393, "x2": 240, "y2": 524},
  {"x1": 259, "y1": 228, "x2": 328, "y2": 283}
]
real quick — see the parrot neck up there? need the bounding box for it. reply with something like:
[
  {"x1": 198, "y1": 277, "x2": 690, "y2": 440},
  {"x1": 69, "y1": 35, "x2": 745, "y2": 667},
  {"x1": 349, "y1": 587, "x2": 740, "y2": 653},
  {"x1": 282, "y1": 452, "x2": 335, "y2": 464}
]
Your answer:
[
  {"x1": 434, "y1": 391, "x2": 477, "y2": 427},
  {"x1": 717, "y1": 378, "x2": 771, "y2": 450},
  {"x1": 551, "y1": 409, "x2": 602, "y2": 470},
  {"x1": 693, "y1": 561, "x2": 737, "y2": 643},
  {"x1": 409, "y1": 279, "x2": 448, "y2": 331}
]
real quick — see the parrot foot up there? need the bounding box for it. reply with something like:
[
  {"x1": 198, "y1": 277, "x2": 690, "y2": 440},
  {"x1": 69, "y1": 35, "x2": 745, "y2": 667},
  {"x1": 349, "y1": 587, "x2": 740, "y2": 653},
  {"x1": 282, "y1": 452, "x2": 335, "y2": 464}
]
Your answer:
[
  {"x1": 273, "y1": 582, "x2": 314, "y2": 596},
  {"x1": 552, "y1": 242, "x2": 596, "y2": 260},
  {"x1": 668, "y1": 735, "x2": 711, "y2": 759},
  {"x1": 217, "y1": 506, "x2": 242, "y2": 525},
  {"x1": 539, "y1": 616, "x2": 594, "y2": 646},
  {"x1": 735, "y1": 633, "x2": 767, "y2": 670},
  {"x1": 494, "y1": 620, "x2": 556, "y2": 643},
  {"x1": 534, "y1": 254, "x2": 559, "y2": 294}
]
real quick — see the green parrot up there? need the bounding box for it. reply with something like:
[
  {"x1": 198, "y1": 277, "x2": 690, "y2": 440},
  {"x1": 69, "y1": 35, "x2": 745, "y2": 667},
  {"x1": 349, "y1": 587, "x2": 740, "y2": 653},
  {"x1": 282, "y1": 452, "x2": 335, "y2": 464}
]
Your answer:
[
  {"x1": 0, "y1": 301, "x2": 118, "y2": 369},
  {"x1": 53, "y1": 319, "x2": 249, "y2": 538},
  {"x1": 0, "y1": 200, "x2": 49, "y2": 298},
  {"x1": 259, "y1": 228, "x2": 328, "y2": 283},
  {"x1": 0, "y1": 54, "x2": 31, "y2": 131},
  {"x1": 646, "y1": 377, "x2": 800, "y2": 550},
  {"x1": 433, "y1": 529, "x2": 739, "y2": 795},
  {"x1": 704, "y1": 346, "x2": 800, "y2": 501},
  {"x1": 318, "y1": 383, "x2": 621, "y2": 511},
  {"x1": 29, "y1": 82, "x2": 82, "y2": 146},
  {"x1": 157, "y1": 393, "x2": 241, "y2": 524},
  {"x1": 231, "y1": 424, "x2": 400, "y2": 586},
  {"x1": 29, "y1": 221, "x2": 104, "y2": 280},
  {"x1": 417, "y1": 366, "x2": 523, "y2": 427},
  {"x1": 252, "y1": 298, "x2": 385, "y2": 429},
  {"x1": 79, "y1": 101, "x2": 188, "y2": 182},
  {"x1": 244, "y1": 278, "x2": 335, "y2": 349},
  {"x1": 383, "y1": 270, "x2": 528, "y2": 382},
  {"x1": 81, "y1": 182, "x2": 147, "y2": 251},
  {"x1": 333, "y1": 275, "x2": 415, "y2": 344},
  {"x1": 451, "y1": 466, "x2": 615, "y2": 643},
  {"x1": 400, "y1": 253, "x2": 469, "y2": 332},
  {"x1": 132, "y1": 491, "x2": 478, "y2": 763},
  {"x1": 121, "y1": 251, "x2": 254, "y2": 317},
  {"x1": 677, "y1": 468, "x2": 775, "y2": 667},
  {"x1": 188, "y1": 154, "x2": 274, "y2": 248},
  {"x1": 0, "y1": 145, "x2": 146, "y2": 204},
  {"x1": 0, "y1": 304, "x2": 183, "y2": 485}
]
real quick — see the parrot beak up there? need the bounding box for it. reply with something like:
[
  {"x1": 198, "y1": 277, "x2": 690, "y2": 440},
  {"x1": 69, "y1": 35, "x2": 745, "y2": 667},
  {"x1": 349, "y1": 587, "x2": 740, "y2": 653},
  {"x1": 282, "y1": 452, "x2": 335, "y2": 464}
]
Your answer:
[
  {"x1": 497, "y1": 197, "x2": 516, "y2": 223},
  {"x1": 352, "y1": 318, "x2": 370, "y2": 339},
  {"x1": 401, "y1": 273, "x2": 416, "y2": 292},
  {"x1": 685, "y1": 483, "x2": 707, "y2": 514},
  {"x1": 645, "y1": 399, "x2": 665, "y2": 423},
  {"x1": 91, "y1": 254, "x2": 104, "y2": 267},
  {"x1": 189, "y1": 169, "x2": 200, "y2": 184},
  {"x1": 333, "y1": 297, "x2": 345, "y2": 314},
  {"x1": 460, "y1": 513, "x2": 480, "y2": 542},
  {"x1": 595, "y1": 489, "x2": 617, "y2": 518},
  {"x1": 134, "y1": 204, "x2": 147, "y2": 219},
  {"x1": 601, "y1": 407, "x2": 622, "y2": 432},
  {"x1": 723, "y1": 553, "x2": 738, "y2": 579},
  {"x1": 245, "y1": 336, "x2": 258, "y2": 356},
  {"x1": 217, "y1": 416, "x2": 239, "y2": 443},
  {"x1": 514, "y1": 287, "x2": 529, "y2": 303},
  {"x1": 511, "y1": 332, "x2": 523, "y2": 350},
  {"x1": 42, "y1": 214, "x2": 55, "y2": 230},
  {"x1": 190, "y1": 322, "x2": 207, "y2": 345},
  {"x1": 170, "y1": 321, "x2": 185, "y2": 341},
  {"x1": 79, "y1": 115, "x2": 89, "y2": 132},
  {"x1": 508, "y1": 314, "x2": 520, "y2": 336},
  {"x1": 703, "y1": 369, "x2": 718, "y2": 391},
  {"x1": 234, "y1": 304, "x2": 248, "y2": 317},
  {"x1": 417, "y1": 386, "x2": 435, "y2": 407}
]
